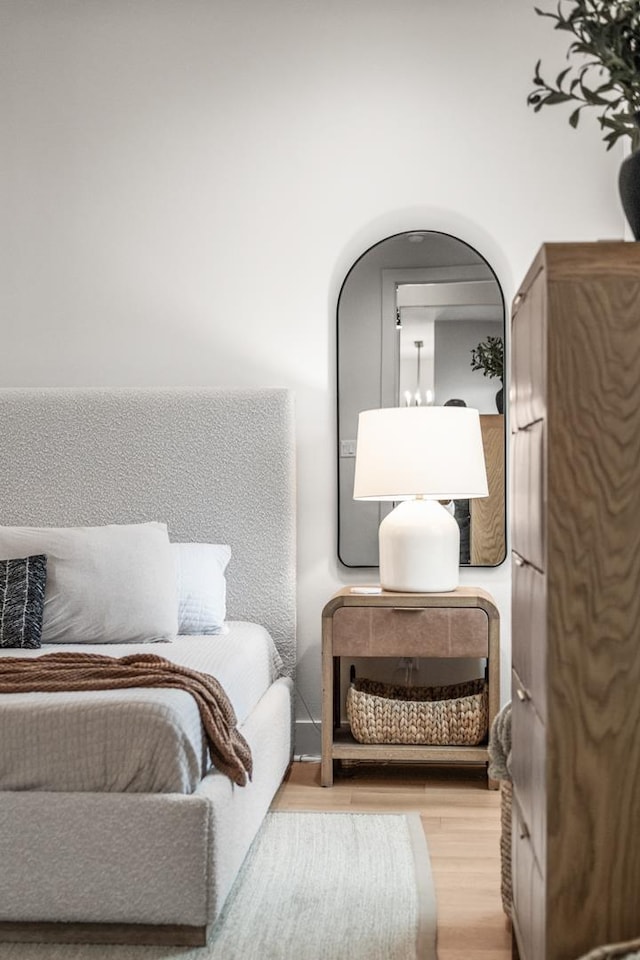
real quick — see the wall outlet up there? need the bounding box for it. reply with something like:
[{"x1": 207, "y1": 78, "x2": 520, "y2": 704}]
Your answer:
[{"x1": 339, "y1": 439, "x2": 356, "y2": 458}]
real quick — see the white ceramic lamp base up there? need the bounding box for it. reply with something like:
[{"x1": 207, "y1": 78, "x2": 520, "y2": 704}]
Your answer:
[{"x1": 378, "y1": 499, "x2": 460, "y2": 593}]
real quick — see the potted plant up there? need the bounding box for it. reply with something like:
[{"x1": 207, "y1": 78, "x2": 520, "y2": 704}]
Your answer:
[
  {"x1": 527, "y1": 0, "x2": 640, "y2": 237},
  {"x1": 470, "y1": 335, "x2": 504, "y2": 412}
]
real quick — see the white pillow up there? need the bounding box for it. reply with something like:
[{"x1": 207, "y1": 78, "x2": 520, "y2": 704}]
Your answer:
[
  {"x1": 0, "y1": 522, "x2": 178, "y2": 644},
  {"x1": 172, "y1": 542, "x2": 231, "y2": 635}
]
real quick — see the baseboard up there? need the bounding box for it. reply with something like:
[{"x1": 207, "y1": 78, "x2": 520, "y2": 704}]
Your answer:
[{"x1": 294, "y1": 719, "x2": 321, "y2": 760}]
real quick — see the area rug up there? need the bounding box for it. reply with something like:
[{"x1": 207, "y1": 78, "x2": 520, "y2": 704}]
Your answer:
[{"x1": 0, "y1": 812, "x2": 437, "y2": 960}]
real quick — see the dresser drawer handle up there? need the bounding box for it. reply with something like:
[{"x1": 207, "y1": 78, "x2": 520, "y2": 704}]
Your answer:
[
  {"x1": 516, "y1": 687, "x2": 531, "y2": 702},
  {"x1": 390, "y1": 608, "x2": 423, "y2": 613}
]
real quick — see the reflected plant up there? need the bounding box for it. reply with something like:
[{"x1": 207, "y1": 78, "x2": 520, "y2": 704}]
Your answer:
[
  {"x1": 470, "y1": 336, "x2": 504, "y2": 382},
  {"x1": 527, "y1": 0, "x2": 640, "y2": 149}
]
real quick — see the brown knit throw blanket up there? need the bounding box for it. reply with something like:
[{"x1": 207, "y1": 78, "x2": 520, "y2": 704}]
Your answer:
[{"x1": 0, "y1": 651, "x2": 252, "y2": 787}]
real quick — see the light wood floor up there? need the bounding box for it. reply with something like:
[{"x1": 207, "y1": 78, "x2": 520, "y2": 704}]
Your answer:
[{"x1": 272, "y1": 761, "x2": 511, "y2": 960}]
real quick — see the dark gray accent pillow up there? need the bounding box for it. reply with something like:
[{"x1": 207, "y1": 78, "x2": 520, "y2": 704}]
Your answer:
[{"x1": 0, "y1": 555, "x2": 48, "y2": 649}]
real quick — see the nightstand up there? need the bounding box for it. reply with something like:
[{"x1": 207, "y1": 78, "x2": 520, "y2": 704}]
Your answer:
[{"x1": 321, "y1": 586, "x2": 500, "y2": 788}]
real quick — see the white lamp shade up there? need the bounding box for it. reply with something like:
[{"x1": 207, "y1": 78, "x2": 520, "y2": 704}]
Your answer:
[
  {"x1": 353, "y1": 406, "x2": 488, "y2": 502},
  {"x1": 353, "y1": 406, "x2": 488, "y2": 591}
]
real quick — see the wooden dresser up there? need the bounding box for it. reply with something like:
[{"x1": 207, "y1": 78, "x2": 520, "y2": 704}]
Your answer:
[{"x1": 510, "y1": 243, "x2": 640, "y2": 960}]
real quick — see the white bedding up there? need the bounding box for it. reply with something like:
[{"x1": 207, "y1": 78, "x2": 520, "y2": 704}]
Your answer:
[{"x1": 0, "y1": 622, "x2": 283, "y2": 795}]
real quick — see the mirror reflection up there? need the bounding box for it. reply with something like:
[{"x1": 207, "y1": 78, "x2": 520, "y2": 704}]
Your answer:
[{"x1": 337, "y1": 230, "x2": 506, "y2": 568}]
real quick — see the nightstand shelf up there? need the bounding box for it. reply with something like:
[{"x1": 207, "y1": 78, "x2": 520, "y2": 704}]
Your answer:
[
  {"x1": 321, "y1": 586, "x2": 500, "y2": 788},
  {"x1": 332, "y1": 725, "x2": 490, "y2": 763}
]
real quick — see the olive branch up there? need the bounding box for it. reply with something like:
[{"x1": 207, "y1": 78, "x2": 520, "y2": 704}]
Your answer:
[
  {"x1": 470, "y1": 337, "x2": 504, "y2": 382},
  {"x1": 527, "y1": 0, "x2": 640, "y2": 150}
]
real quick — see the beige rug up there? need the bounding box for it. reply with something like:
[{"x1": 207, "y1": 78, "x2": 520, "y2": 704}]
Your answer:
[{"x1": 0, "y1": 811, "x2": 437, "y2": 960}]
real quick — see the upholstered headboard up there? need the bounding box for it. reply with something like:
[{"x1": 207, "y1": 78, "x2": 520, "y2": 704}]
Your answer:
[{"x1": 0, "y1": 388, "x2": 296, "y2": 677}]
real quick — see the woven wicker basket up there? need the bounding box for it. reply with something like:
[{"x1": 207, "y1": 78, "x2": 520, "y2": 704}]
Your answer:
[
  {"x1": 500, "y1": 780, "x2": 513, "y2": 919},
  {"x1": 346, "y1": 677, "x2": 488, "y2": 746}
]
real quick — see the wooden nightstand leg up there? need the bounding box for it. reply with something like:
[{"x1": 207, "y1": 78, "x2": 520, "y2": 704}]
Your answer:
[
  {"x1": 320, "y1": 755, "x2": 334, "y2": 787},
  {"x1": 321, "y1": 617, "x2": 334, "y2": 787},
  {"x1": 333, "y1": 656, "x2": 341, "y2": 730}
]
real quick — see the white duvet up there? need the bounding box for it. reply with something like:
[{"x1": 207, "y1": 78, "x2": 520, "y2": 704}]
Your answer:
[{"x1": 0, "y1": 622, "x2": 283, "y2": 795}]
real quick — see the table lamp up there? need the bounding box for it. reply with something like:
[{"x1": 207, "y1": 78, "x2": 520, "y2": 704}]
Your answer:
[{"x1": 353, "y1": 406, "x2": 488, "y2": 592}]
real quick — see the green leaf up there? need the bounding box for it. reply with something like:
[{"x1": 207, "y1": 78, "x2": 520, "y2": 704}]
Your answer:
[
  {"x1": 556, "y1": 66, "x2": 572, "y2": 88},
  {"x1": 599, "y1": 116, "x2": 620, "y2": 130},
  {"x1": 581, "y1": 88, "x2": 613, "y2": 106},
  {"x1": 568, "y1": 106, "x2": 582, "y2": 127},
  {"x1": 542, "y1": 91, "x2": 574, "y2": 105}
]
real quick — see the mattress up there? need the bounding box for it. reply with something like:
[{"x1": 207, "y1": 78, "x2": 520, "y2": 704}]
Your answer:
[{"x1": 0, "y1": 621, "x2": 283, "y2": 795}]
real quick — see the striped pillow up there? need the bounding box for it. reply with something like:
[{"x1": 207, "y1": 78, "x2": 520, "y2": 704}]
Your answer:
[{"x1": 0, "y1": 555, "x2": 48, "y2": 649}]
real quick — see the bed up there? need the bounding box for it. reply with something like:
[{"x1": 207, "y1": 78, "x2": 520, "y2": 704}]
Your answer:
[{"x1": 0, "y1": 387, "x2": 296, "y2": 946}]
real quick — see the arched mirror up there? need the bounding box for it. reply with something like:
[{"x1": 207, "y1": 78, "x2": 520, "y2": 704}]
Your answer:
[{"x1": 337, "y1": 230, "x2": 506, "y2": 568}]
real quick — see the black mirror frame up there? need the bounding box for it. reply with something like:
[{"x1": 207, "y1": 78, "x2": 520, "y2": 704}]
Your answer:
[{"x1": 336, "y1": 229, "x2": 508, "y2": 570}]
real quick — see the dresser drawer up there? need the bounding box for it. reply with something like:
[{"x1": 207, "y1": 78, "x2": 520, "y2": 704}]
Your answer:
[
  {"x1": 331, "y1": 606, "x2": 489, "y2": 657},
  {"x1": 512, "y1": 556, "x2": 546, "y2": 721},
  {"x1": 512, "y1": 793, "x2": 546, "y2": 960},
  {"x1": 511, "y1": 420, "x2": 545, "y2": 572},
  {"x1": 511, "y1": 268, "x2": 546, "y2": 430},
  {"x1": 511, "y1": 669, "x2": 546, "y2": 871}
]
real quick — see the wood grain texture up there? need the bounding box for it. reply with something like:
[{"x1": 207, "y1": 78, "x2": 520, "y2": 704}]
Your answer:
[
  {"x1": 511, "y1": 267, "x2": 546, "y2": 431},
  {"x1": 511, "y1": 557, "x2": 547, "y2": 721},
  {"x1": 511, "y1": 421, "x2": 545, "y2": 573},
  {"x1": 510, "y1": 669, "x2": 546, "y2": 872},
  {"x1": 471, "y1": 414, "x2": 506, "y2": 565},
  {"x1": 546, "y1": 251, "x2": 640, "y2": 953},
  {"x1": 510, "y1": 242, "x2": 640, "y2": 960},
  {"x1": 511, "y1": 795, "x2": 545, "y2": 960},
  {"x1": 333, "y1": 727, "x2": 490, "y2": 762},
  {"x1": 544, "y1": 241, "x2": 640, "y2": 281},
  {"x1": 324, "y1": 586, "x2": 501, "y2": 614},
  {"x1": 321, "y1": 609, "x2": 336, "y2": 786}
]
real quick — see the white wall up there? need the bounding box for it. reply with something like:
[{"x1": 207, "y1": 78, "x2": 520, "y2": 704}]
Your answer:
[{"x1": 1, "y1": 0, "x2": 625, "y2": 754}]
